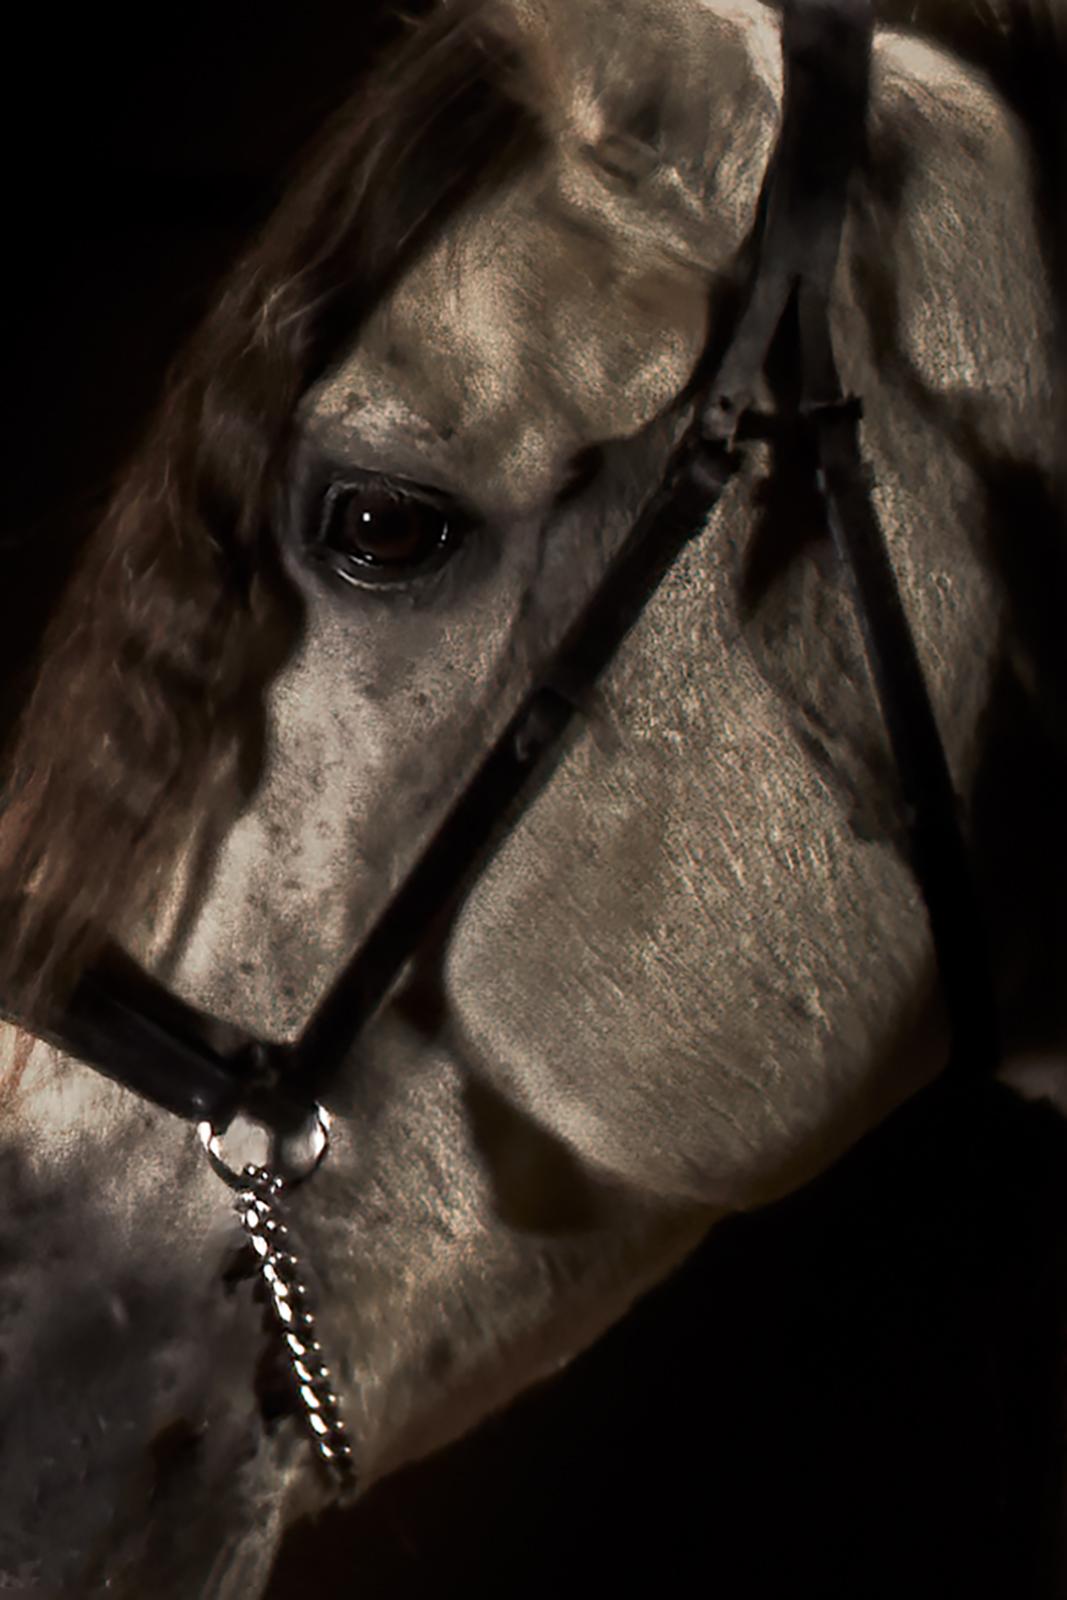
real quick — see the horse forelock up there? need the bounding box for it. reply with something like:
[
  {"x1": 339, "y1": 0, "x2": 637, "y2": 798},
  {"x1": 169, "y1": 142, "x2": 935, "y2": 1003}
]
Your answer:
[{"x1": 0, "y1": 0, "x2": 550, "y2": 1027}]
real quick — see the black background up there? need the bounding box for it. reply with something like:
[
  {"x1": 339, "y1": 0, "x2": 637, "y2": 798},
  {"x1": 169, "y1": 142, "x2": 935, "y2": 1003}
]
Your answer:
[{"x1": 4, "y1": 6, "x2": 1066, "y2": 1596}]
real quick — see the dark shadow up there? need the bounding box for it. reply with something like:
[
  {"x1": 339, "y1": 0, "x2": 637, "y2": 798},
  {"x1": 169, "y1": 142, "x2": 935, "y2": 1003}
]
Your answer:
[
  {"x1": 267, "y1": 1079, "x2": 1067, "y2": 1600},
  {"x1": 462, "y1": 1075, "x2": 629, "y2": 1234}
]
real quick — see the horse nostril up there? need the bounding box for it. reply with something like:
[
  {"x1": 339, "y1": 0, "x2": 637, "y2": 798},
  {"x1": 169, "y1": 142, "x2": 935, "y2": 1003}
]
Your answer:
[
  {"x1": 220, "y1": 1241, "x2": 259, "y2": 1296},
  {"x1": 254, "y1": 1337, "x2": 302, "y2": 1434},
  {"x1": 149, "y1": 1418, "x2": 205, "y2": 1508}
]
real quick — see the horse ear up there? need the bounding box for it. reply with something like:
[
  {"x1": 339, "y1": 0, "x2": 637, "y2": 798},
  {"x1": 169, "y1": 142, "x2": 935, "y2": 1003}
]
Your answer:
[{"x1": 518, "y1": 0, "x2": 782, "y2": 264}]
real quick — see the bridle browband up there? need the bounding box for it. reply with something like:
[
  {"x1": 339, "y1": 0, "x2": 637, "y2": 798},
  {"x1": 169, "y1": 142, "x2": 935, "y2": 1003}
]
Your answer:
[{"x1": 2, "y1": 0, "x2": 1000, "y2": 1486}]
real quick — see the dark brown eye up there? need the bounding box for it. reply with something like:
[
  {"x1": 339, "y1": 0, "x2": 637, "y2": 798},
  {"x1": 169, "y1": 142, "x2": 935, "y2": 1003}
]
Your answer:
[{"x1": 314, "y1": 479, "x2": 464, "y2": 587}]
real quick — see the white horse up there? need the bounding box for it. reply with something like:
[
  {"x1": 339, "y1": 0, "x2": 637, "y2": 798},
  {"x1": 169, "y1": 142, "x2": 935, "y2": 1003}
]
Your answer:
[{"x1": 0, "y1": 1, "x2": 1061, "y2": 1593}]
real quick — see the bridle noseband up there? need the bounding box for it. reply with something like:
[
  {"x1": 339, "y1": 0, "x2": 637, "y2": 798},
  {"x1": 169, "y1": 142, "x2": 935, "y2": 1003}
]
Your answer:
[{"x1": 2, "y1": 0, "x2": 999, "y2": 1491}]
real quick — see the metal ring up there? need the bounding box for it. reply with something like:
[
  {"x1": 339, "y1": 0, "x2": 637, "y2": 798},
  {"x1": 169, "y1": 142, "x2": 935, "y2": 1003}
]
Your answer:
[{"x1": 198, "y1": 1102, "x2": 332, "y2": 1192}]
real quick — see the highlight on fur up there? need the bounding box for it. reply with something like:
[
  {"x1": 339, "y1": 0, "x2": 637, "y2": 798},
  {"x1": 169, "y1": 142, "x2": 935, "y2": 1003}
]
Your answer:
[{"x1": 0, "y1": 0, "x2": 547, "y2": 1022}]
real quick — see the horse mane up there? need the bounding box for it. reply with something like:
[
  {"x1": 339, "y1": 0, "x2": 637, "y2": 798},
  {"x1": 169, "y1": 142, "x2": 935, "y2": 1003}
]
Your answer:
[{"x1": 0, "y1": 0, "x2": 546, "y2": 1019}]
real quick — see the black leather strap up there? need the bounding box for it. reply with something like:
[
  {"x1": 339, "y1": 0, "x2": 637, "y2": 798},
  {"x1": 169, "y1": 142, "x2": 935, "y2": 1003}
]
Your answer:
[
  {"x1": 799, "y1": 301, "x2": 1001, "y2": 1075},
  {"x1": 781, "y1": 2, "x2": 999, "y2": 1073},
  {"x1": 702, "y1": 0, "x2": 871, "y2": 447},
  {"x1": 5, "y1": 0, "x2": 997, "y2": 1127}
]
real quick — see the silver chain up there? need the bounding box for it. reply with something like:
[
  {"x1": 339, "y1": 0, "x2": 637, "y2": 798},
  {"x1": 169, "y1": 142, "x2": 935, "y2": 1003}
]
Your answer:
[
  {"x1": 199, "y1": 1111, "x2": 357, "y2": 1495},
  {"x1": 232, "y1": 1163, "x2": 357, "y2": 1491}
]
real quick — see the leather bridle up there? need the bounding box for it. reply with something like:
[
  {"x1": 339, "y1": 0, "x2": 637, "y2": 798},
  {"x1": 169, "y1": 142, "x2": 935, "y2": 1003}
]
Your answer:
[{"x1": 2, "y1": 0, "x2": 1000, "y2": 1489}]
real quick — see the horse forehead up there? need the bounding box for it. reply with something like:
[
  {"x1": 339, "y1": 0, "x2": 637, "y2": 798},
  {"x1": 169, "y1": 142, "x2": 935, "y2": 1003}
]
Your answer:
[
  {"x1": 306, "y1": 0, "x2": 786, "y2": 504},
  {"x1": 310, "y1": 171, "x2": 708, "y2": 507}
]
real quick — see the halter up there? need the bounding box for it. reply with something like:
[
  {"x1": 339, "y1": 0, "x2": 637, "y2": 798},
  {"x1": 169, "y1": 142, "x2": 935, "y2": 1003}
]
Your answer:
[{"x1": 2, "y1": 0, "x2": 999, "y2": 1491}]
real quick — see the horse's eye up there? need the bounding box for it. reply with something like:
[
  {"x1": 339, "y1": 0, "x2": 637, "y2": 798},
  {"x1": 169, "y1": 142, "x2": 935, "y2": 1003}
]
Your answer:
[{"x1": 314, "y1": 479, "x2": 464, "y2": 587}]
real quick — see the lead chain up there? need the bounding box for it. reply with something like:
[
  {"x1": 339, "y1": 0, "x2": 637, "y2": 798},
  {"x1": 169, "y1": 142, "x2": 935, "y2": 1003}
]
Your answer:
[{"x1": 233, "y1": 1163, "x2": 357, "y2": 1493}]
